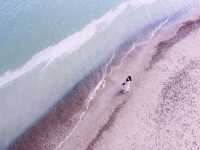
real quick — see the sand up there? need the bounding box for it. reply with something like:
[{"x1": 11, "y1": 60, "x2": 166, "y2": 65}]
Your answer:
[
  {"x1": 10, "y1": 17, "x2": 200, "y2": 150},
  {"x1": 58, "y1": 17, "x2": 200, "y2": 150}
]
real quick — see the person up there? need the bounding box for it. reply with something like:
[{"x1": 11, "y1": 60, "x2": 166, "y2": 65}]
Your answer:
[
  {"x1": 126, "y1": 75, "x2": 132, "y2": 82},
  {"x1": 121, "y1": 75, "x2": 132, "y2": 94}
]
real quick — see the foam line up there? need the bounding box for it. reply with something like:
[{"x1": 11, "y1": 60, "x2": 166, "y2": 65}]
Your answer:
[{"x1": 0, "y1": 0, "x2": 158, "y2": 88}]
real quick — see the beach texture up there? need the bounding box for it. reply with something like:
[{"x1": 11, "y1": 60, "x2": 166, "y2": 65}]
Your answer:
[{"x1": 10, "y1": 17, "x2": 200, "y2": 150}]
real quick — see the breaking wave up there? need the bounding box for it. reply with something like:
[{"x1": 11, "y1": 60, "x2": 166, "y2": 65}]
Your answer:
[{"x1": 1, "y1": 0, "x2": 199, "y2": 149}]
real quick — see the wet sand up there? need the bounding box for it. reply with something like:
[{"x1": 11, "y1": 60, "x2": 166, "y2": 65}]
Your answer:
[
  {"x1": 58, "y1": 17, "x2": 200, "y2": 150},
  {"x1": 9, "y1": 17, "x2": 200, "y2": 150}
]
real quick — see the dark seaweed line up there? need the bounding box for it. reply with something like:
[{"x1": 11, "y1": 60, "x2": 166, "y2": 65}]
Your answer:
[
  {"x1": 86, "y1": 98, "x2": 128, "y2": 150},
  {"x1": 147, "y1": 17, "x2": 200, "y2": 70}
]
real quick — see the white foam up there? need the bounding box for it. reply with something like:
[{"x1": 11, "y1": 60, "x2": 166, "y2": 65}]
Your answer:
[
  {"x1": 0, "y1": 0, "x2": 157, "y2": 88},
  {"x1": 1, "y1": 0, "x2": 197, "y2": 149}
]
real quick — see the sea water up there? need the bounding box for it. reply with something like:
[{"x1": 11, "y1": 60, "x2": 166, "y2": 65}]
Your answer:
[
  {"x1": 0, "y1": 0, "x2": 125, "y2": 74},
  {"x1": 0, "y1": 0, "x2": 199, "y2": 149}
]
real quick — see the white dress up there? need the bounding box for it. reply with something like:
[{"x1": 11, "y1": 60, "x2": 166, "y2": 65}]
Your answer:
[{"x1": 122, "y1": 81, "x2": 131, "y2": 93}]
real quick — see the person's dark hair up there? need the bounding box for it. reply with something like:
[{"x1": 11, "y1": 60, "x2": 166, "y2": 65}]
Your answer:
[{"x1": 126, "y1": 75, "x2": 132, "y2": 81}]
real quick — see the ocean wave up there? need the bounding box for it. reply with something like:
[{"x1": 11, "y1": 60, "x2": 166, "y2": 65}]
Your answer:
[
  {"x1": 0, "y1": 0, "x2": 198, "y2": 149},
  {"x1": 0, "y1": 0, "x2": 158, "y2": 88}
]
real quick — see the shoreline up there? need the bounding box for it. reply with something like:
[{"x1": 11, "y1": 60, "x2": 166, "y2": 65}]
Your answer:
[
  {"x1": 8, "y1": 16, "x2": 169, "y2": 150},
  {"x1": 9, "y1": 16, "x2": 200, "y2": 150},
  {"x1": 60, "y1": 16, "x2": 200, "y2": 150},
  {"x1": 82, "y1": 16, "x2": 200, "y2": 150}
]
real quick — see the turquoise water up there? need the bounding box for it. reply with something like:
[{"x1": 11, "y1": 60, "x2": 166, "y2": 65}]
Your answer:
[
  {"x1": 0, "y1": 0, "x2": 199, "y2": 149},
  {"x1": 0, "y1": 0, "x2": 123, "y2": 74}
]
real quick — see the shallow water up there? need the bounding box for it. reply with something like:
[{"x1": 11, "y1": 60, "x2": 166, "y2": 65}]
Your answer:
[
  {"x1": 0, "y1": 0, "x2": 200, "y2": 149},
  {"x1": 0, "y1": 0, "x2": 124, "y2": 74}
]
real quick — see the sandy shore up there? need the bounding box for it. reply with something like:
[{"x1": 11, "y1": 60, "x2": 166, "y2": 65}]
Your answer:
[
  {"x1": 58, "y1": 17, "x2": 200, "y2": 150},
  {"x1": 10, "y1": 17, "x2": 200, "y2": 150}
]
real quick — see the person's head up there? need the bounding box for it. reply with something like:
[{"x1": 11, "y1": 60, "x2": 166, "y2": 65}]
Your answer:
[
  {"x1": 122, "y1": 82, "x2": 126, "y2": 85},
  {"x1": 127, "y1": 75, "x2": 132, "y2": 81},
  {"x1": 126, "y1": 76, "x2": 132, "y2": 82}
]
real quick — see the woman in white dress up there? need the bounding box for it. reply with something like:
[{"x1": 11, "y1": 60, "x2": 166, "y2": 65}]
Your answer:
[{"x1": 121, "y1": 75, "x2": 132, "y2": 94}]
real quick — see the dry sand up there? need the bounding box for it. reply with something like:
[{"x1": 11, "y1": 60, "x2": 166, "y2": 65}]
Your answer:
[
  {"x1": 58, "y1": 17, "x2": 200, "y2": 150},
  {"x1": 10, "y1": 17, "x2": 200, "y2": 150}
]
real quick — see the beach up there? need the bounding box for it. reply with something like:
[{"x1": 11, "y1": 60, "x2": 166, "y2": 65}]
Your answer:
[
  {"x1": 58, "y1": 17, "x2": 200, "y2": 150},
  {"x1": 9, "y1": 16, "x2": 200, "y2": 150},
  {"x1": 2, "y1": 1, "x2": 199, "y2": 149}
]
